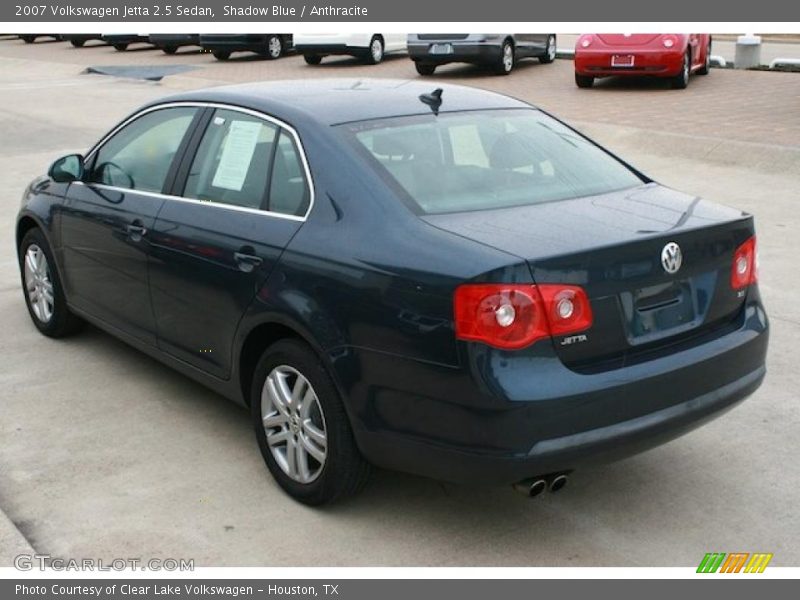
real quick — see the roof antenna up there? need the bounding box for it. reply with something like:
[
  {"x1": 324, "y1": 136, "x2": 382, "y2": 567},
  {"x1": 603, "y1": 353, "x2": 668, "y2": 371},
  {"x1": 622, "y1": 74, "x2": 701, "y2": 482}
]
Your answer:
[{"x1": 419, "y1": 88, "x2": 443, "y2": 115}]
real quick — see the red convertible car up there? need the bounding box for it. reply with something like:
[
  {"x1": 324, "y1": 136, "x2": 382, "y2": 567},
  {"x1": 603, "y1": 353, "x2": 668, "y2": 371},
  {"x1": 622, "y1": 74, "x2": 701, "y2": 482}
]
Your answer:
[{"x1": 574, "y1": 34, "x2": 712, "y2": 89}]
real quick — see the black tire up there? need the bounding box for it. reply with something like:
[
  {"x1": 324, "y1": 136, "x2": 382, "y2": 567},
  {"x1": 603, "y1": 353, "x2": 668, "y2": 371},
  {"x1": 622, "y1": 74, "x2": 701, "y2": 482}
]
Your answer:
[
  {"x1": 265, "y1": 34, "x2": 283, "y2": 59},
  {"x1": 251, "y1": 339, "x2": 370, "y2": 505},
  {"x1": 70, "y1": 39, "x2": 86, "y2": 48},
  {"x1": 304, "y1": 54, "x2": 322, "y2": 65},
  {"x1": 113, "y1": 43, "x2": 129, "y2": 52},
  {"x1": 494, "y1": 39, "x2": 514, "y2": 75},
  {"x1": 364, "y1": 35, "x2": 384, "y2": 65},
  {"x1": 697, "y1": 43, "x2": 711, "y2": 75},
  {"x1": 212, "y1": 50, "x2": 230, "y2": 61},
  {"x1": 161, "y1": 45, "x2": 178, "y2": 55},
  {"x1": 415, "y1": 62, "x2": 436, "y2": 76},
  {"x1": 539, "y1": 34, "x2": 557, "y2": 63},
  {"x1": 21, "y1": 35, "x2": 36, "y2": 44},
  {"x1": 672, "y1": 51, "x2": 690, "y2": 89},
  {"x1": 18, "y1": 228, "x2": 83, "y2": 338},
  {"x1": 575, "y1": 73, "x2": 594, "y2": 88}
]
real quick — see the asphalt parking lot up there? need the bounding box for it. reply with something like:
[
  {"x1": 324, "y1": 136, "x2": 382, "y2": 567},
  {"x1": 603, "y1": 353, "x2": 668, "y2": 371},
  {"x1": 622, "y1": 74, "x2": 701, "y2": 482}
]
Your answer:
[{"x1": 0, "y1": 36, "x2": 799, "y2": 567}]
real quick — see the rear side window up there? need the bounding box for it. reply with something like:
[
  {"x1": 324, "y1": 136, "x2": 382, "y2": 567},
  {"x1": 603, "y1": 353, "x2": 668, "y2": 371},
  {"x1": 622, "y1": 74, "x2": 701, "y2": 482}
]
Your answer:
[
  {"x1": 183, "y1": 109, "x2": 310, "y2": 217},
  {"x1": 183, "y1": 109, "x2": 279, "y2": 210},
  {"x1": 342, "y1": 109, "x2": 644, "y2": 214},
  {"x1": 88, "y1": 107, "x2": 197, "y2": 193}
]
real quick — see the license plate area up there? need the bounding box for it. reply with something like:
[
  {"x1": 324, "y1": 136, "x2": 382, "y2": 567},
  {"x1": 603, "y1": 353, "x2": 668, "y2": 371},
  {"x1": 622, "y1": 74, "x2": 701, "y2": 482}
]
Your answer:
[
  {"x1": 429, "y1": 43, "x2": 453, "y2": 55},
  {"x1": 611, "y1": 54, "x2": 635, "y2": 67},
  {"x1": 621, "y1": 280, "x2": 701, "y2": 344}
]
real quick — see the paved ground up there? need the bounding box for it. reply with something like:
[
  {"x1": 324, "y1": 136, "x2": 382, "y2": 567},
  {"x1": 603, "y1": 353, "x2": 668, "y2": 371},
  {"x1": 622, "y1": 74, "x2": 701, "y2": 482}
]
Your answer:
[{"x1": 0, "y1": 38, "x2": 799, "y2": 567}]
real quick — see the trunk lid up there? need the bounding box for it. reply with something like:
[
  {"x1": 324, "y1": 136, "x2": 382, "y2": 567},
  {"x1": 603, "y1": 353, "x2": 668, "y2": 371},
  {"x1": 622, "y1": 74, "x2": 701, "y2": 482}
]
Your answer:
[
  {"x1": 423, "y1": 184, "x2": 754, "y2": 369},
  {"x1": 597, "y1": 34, "x2": 662, "y2": 46}
]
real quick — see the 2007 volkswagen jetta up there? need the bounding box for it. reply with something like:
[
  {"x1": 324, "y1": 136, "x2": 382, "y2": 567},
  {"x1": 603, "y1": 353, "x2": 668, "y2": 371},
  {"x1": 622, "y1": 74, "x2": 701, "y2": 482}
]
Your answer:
[{"x1": 16, "y1": 79, "x2": 768, "y2": 504}]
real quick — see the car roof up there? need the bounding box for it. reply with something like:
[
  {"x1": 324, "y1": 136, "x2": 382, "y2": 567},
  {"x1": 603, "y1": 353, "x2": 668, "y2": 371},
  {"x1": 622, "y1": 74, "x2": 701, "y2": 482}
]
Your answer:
[{"x1": 150, "y1": 78, "x2": 533, "y2": 126}]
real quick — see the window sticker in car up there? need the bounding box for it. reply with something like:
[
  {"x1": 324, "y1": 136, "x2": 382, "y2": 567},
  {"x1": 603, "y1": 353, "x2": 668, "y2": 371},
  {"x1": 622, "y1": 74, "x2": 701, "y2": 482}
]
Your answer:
[{"x1": 211, "y1": 119, "x2": 262, "y2": 191}]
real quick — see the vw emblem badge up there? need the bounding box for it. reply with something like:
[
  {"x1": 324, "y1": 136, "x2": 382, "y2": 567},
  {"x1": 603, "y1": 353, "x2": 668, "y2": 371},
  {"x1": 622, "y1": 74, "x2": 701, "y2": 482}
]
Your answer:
[{"x1": 661, "y1": 242, "x2": 682, "y2": 274}]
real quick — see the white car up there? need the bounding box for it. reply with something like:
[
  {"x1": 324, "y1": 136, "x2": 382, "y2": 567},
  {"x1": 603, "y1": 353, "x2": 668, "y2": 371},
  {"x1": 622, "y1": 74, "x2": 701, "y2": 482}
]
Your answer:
[{"x1": 294, "y1": 33, "x2": 407, "y2": 65}]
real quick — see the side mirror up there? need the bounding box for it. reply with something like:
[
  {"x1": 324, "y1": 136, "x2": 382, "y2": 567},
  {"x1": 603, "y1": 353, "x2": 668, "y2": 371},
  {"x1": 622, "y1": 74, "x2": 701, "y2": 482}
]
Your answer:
[{"x1": 48, "y1": 154, "x2": 84, "y2": 183}]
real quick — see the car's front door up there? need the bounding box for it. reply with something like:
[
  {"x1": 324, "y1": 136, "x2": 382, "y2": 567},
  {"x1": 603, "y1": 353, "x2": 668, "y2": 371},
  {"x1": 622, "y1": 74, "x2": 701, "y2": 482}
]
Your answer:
[
  {"x1": 148, "y1": 106, "x2": 311, "y2": 379},
  {"x1": 60, "y1": 106, "x2": 201, "y2": 345}
]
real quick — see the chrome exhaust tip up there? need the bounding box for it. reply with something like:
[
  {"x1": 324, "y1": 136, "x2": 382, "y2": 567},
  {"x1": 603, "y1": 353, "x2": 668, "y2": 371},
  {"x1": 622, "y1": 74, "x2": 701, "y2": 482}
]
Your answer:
[
  {"x1": 547, "y1": 473, "x2": 568, "y2": 493},
  {"x1": 512, "y1": 478, "x2": 547, "y2": 498}
]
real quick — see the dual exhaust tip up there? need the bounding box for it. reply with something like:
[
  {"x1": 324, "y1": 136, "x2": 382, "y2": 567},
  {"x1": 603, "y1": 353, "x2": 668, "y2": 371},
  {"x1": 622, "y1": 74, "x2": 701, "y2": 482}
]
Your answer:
[{"x1": 513, "y1": 473, "x2": 569, "y2": 498}]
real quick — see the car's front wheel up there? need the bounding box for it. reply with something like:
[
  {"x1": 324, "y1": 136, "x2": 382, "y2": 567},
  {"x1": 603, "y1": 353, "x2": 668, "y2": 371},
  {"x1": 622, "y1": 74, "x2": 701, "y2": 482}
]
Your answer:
[
  {"x1": 251, "y1": 339, "x2": 370, "y2": 505},
  {"x1": 539, "y1": 34, "x2": 557, "y2": 63},
  {"x1": 113, "y1": 43, "x2": 129, "y2": 52},
  {"x1": 19, "y1": 228, "x2": 83, "y2": 338},
  {"x1": 364, "y1": 35, "x2": 384, "y2": 64},
  {"x1": 21, "y1": 35, "x2": 36, "y2": 44},
  {"x1": 304, "y1": 54, "x2": 323, "y2": 65},
  {"x1": 70, "y1": 39, "x2": 85, "y2": 48},
  {"x1": 212, "y1": 50, "x2": 231, "y2": 61},
  {"x1": 161, "y1": 45, "x2": 178, "y2": 55},
  {"x1": 494, "y1": 39, "x2": 514, "y2": 75},
  {"x1": 265, "y1": 35, "x2": 283, "y2": 59}
]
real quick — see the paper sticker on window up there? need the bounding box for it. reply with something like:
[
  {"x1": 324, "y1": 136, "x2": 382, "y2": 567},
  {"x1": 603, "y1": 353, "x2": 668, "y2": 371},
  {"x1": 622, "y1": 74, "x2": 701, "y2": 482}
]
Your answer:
[{"x1": 211, "y1": 120, "x2": 262, "y2": 191}]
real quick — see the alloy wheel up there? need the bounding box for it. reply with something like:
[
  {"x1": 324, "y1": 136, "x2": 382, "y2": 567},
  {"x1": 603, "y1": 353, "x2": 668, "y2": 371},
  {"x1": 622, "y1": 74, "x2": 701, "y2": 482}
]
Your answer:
[
  {"x1": 370, "y1": 38, "x2": 384, "y2": 63},
  {"x1": 502, "y1": 42, "x2": 514, "y2": 72},
  {"x1": 24, "y1": 244, "x2": 54, "y2": 323},
  {"x1": 267, "y1": 36, "x2": 282, "y2": 58},
  {"x1": 261, "y1": 365, "x2": 328, "y2": 484},
  {"x1": 547, "y1": 35, "x2": 556, "y2": 61}
]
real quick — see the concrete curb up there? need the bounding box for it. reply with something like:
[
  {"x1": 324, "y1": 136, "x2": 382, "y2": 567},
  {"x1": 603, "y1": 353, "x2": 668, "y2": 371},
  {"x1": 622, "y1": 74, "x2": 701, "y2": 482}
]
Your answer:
[
  {"x1": 0, "y1": 507, "x2": 35, "y2": 567},
  {"x1": 569, "y1": 120, "x2": 800, "y2": 175}
]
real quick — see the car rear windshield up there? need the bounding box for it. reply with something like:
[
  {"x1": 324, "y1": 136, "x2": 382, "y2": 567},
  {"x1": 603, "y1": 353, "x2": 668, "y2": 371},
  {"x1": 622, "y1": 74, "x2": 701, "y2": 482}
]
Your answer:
[{"x1": 341, "y1": 109, "x2": 644, "y2": 214}]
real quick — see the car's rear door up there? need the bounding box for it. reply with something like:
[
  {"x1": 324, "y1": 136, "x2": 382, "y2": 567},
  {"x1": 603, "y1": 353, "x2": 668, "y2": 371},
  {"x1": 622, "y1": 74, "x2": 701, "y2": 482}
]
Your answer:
[
  {"x1": 148, "y1": 106, "x2": 311, "y2": 379},
  {"x1": 60, "y1": 105, "x2": 202, "y2": 345}
]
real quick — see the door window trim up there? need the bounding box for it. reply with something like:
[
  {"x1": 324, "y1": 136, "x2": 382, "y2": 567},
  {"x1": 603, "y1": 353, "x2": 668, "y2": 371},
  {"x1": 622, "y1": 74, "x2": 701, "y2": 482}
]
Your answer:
[{"x1": 76, "y1": 101, "x2": 315, "y2": 223}]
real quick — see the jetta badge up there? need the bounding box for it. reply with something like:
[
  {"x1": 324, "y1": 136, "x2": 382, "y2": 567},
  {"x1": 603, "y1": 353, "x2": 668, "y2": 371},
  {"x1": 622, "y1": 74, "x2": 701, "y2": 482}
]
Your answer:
[{"x1": 661, "y1": 242, "x2": 682, "y2": 274}]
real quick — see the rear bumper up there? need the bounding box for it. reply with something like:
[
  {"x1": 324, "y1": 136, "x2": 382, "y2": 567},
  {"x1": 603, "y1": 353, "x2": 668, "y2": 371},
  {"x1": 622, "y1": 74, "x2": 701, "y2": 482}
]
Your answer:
[
  {"x1": 575, "y1": 48, "x2": 684, "y2": 77},
  {"x1": 347, "y1": 300, "x2": 768, "y2": 485},
  {"x1": 408, "y1": 42, "x2": 502, "y2": 65}
]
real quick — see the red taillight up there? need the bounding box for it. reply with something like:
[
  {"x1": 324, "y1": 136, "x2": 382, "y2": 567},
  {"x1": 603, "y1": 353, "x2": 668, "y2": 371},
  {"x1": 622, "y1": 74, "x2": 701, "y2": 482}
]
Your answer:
[
  {"x1": 454, "y1": 284, "x2": 593, "y2": 350},
  {"x1": 731, "y1": 236, "x2": 758, "y2": 290}
]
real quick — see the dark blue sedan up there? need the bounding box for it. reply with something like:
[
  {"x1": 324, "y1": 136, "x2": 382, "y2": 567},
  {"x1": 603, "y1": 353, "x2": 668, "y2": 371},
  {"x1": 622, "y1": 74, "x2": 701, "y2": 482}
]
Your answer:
[{"x1": 16, "y1": 80, "x2": 768, "y2": 504}]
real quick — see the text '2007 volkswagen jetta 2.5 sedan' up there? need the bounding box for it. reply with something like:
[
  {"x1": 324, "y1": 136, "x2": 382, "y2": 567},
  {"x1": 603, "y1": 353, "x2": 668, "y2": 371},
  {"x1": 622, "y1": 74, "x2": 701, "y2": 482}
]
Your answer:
[{"x1": 16, "y1": 80, "x2": 768, "y2": 505}]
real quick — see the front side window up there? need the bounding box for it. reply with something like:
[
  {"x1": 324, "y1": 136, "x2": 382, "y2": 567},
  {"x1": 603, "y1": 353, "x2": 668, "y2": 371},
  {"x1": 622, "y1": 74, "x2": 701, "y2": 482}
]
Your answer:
[
  {"x1": 88, "y1": 107, "x2": 197, "y2": 193},
  {"x1": 342, "y1": 109, "x2": 644, "y2": 214}
]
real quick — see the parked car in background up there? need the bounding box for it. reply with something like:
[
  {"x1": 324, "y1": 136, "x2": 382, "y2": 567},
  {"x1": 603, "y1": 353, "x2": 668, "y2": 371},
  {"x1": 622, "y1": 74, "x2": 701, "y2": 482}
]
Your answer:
[
  {"x1": 17, "y1": 79, "x2": 767, "y2": 505},
  {"x1": 19, "y1": 35, "x2": 61, "y2": 43},
  {"x1": 294, "y1": 33, "x2": 406, "y2": 65},
  {"x1": 199, "y1": 34, "x2": 293, "y2": 60},
  {"x1": 408, "y1": 34, "x2": 557, "y2": 75},
  {"x1": 574, "y1": 34, "x2": 712, "y2": 89},
  {"x1": 149, "y1": 34, "x2": 201, "y2": 54},
  {"x1": 62, "y1": 34, "x2": 104, "y2": 48},
  {"x1": 102, "y1": 34, "x2": 152, "y2": 52}
]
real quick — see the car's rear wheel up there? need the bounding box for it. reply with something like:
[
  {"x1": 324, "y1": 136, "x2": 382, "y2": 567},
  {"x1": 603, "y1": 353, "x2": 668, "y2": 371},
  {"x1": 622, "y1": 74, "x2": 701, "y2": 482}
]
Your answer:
[
  {"x1": 19, "y1": 229, "x2": 83, "y2": 338},
  {"x1": 415, "y1": 62, "x2": 436, "y2": 76},
  {"x1": 575, "y1": 73, "x2": 594, "y2": 88},
  {"x1": 251, "y1": 339, "x2": 370, "y2": 505},
  {"x1": 161, "y1": 45, "x2": 178, "y2": 55},
  {"x1": 672, "y1": 51, "x2": 690, "y2": 89},
  {"x1": 212, "y1": 50, "x2": 231, "y2": 61},
  {"x1": 21, "y1": 35, "x2": 36, "y2": 44},
  {"x1": 304, "y1": 54, "x2": 322, "y2": 65},
  {"x1": 539, "y1": 34, "x2": 557, "y2": 63},
  {"x1": 70, "y1": 39, "x2": 85, "y2": 48},
  {"x1": 364, "y1": 35, "x2": 384, "y2": 64},
  {"x1": 113, "y1": 43, "x2": 129, "y2": 52},
  {"x1": 265, "y1": 35, "x2": 283, "y2": 59},
  {"x1": 494, "y1": 39, "x2": 514, "y2": 75}
]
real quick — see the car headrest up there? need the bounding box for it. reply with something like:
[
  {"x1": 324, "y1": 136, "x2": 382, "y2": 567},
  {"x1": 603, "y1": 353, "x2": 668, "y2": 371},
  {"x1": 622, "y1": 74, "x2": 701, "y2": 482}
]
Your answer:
[{"x1": 489, "y1": 133, "x2": 537, "y2": 170}]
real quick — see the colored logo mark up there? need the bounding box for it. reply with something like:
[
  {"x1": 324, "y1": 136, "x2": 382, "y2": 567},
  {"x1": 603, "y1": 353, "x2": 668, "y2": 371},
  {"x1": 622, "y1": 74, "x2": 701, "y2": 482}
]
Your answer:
[{"x1": 697, "y1": 552, "x2": 773, "y2": 573}]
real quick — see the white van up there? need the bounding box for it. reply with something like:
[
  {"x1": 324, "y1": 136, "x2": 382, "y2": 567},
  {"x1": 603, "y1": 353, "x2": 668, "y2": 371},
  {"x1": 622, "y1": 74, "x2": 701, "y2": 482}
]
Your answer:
[{"x1": 294, "y1": 33, "x2": 407, "y2": 65}]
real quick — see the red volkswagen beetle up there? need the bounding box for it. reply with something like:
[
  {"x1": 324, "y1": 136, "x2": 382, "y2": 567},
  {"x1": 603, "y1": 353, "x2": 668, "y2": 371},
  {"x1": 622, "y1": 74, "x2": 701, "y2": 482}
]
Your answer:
[{"x1": 574, "y1": 34, "x2": 712, "y2": 89}]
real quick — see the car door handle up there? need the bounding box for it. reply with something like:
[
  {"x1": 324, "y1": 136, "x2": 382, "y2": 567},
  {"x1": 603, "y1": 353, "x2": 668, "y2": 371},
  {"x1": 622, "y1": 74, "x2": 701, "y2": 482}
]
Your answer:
[
  {"x1": 234, "y1": 251, "x2": 263, "y2": 272},
  {"x1": 126, "y1": 222, "x2": 147, "y2": 240}
]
